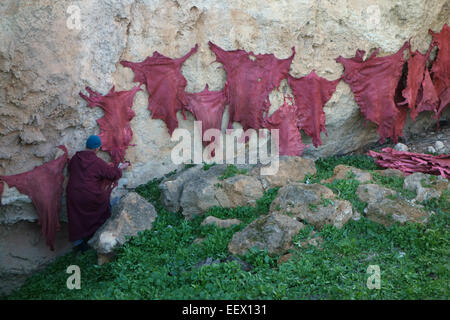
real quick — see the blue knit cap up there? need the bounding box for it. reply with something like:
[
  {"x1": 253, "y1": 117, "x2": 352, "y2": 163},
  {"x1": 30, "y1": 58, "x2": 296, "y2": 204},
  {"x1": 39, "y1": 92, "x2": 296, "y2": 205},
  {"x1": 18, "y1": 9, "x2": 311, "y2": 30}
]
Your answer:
[{"x1": 86, "y1": 135, "x2": 102, "y2": 149}]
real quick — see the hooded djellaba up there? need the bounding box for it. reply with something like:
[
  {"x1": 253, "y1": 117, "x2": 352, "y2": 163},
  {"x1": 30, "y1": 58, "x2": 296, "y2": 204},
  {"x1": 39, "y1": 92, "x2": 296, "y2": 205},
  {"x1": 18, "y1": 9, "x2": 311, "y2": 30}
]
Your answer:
[{"x1": 66, "y1": 135, "x2": 128, "y2": 252}]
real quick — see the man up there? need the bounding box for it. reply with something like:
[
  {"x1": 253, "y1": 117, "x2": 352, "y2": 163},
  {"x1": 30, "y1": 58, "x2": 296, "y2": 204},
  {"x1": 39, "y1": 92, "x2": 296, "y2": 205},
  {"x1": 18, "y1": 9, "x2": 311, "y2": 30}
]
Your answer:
[{"x1": 66, "y1": 135, "x2": 129, "y2": 252}]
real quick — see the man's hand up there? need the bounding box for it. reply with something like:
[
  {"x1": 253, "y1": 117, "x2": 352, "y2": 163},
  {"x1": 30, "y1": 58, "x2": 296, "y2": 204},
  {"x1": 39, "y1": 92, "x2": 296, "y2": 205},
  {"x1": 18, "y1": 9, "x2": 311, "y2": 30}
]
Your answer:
[{"x1": 118, "y1": 162, "x2": 130, "y2": 170}]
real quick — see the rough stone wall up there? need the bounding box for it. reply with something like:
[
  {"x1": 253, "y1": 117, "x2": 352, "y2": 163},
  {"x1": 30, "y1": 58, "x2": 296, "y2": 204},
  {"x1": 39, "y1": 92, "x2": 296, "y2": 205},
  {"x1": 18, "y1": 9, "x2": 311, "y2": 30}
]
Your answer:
[{"x1": 0, "y1": 0, "x2": 448, "y2": 295}]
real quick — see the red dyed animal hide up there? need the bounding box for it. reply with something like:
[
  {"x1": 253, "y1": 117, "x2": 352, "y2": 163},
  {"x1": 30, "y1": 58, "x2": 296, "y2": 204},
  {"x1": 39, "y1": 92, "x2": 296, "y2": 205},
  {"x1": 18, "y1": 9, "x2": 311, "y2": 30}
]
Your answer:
[
  {"x1": 263, "y1": 99, "x2": 306, "y2": 156},
  {"x1": 416, "y1": 68, "x2": 439, "y2": 115},
  {"x1": 287, "y1": 70, "x2": 341, "y2": 147},
  {"x1": 368, "y1": 148, "x2": 450, "y2": 178},
  {"x1": 0, "y1": 146, "x2": 68, "y2": 250},
  {"x1": 400, "y1": 47, "x2": 432, "y2": 120},
  {"x1": 184, "y1": 84, "x2": 227, "y2": 155},
  {"x1": 120, "y1": 45, "x2": 198, "y2": 135},
  {"x1": 209, "y1": 42, "x2": 295, "y2": 131},
  {"x1": 336, "y1": 42, "x2": 410, "y2": 143},
  {"x1": 429, "y1": 24, "x2": 450, "y2": 119},
  {"x1": 79, "y1": 86, "x2": 141, "y2": 166}
]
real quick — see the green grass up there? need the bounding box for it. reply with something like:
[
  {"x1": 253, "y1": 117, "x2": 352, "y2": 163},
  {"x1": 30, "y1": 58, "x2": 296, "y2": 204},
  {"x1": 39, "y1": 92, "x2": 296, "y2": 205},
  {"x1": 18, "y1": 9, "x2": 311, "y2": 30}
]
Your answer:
[
  {"x1": 304, "y1": 154, "x2": 380, "y2": 184},
  {"x1": 3, "y1": 155, "x2": 449, "y2": 300},
  {"x1": 218, "y1": 164, "x2": 248, "y2": 180},
  {"x1": 202, "y1": 162, "x2": 216, "y2": 171},
  {"x1": 372, "y1": 172, "x2": 416, "y2": 200}
]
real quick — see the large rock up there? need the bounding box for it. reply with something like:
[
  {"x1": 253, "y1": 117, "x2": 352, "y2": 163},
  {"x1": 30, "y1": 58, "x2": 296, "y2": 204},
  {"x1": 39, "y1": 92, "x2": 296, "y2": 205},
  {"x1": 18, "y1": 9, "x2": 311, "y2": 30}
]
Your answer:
[
  {"x1": 270, "y1": 183, "x2": 357, "y2": 229},
  {"x1": 322, "y1": 165, "x2": 372, "y2": 183},
  {"x1": 356, "y1": 183, "x2": 432, "y2": 226},
  {"x1": 228, "y1": 212, "x2": 304, "y2": 255},
  {"x1": 180, "y1": 171, "x2": 264, "y2": 219},
  {"x1": 356, "y1": 184, "x2": 398, "y2": 203},
  {"x1": 88, "y1": 192, "x2": 157, "y2": 257},
  {"x1": 252, "y1": 156, "x2": 316, "y2": 189},
  {"x1": 364, "y1": 198, "x2": 431, "y2": 226},
  {"x1": 159, "y1": 165, "x2": 205, "y2": 213},
  {"x1": 403, "y1": 172, "x2": 448, "y2": 202},
  {"x1": 221, "y1": 174, "x2": 264, "y2": 207},
  {"x1": 179, "y1": 175, "x2": 223, "y2": 219}
]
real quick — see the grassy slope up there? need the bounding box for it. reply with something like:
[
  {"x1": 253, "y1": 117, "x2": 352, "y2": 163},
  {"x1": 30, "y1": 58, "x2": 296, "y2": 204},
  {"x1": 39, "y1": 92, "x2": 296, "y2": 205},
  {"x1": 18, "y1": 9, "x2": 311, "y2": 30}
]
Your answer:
[{"x1": 3, "y1": 155, "x2": 449, "y2": 300}]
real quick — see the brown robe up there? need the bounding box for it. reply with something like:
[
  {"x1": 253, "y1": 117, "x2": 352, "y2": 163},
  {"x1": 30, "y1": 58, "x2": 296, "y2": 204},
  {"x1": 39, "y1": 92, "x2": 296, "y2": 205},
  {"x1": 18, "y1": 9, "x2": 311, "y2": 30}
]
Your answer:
[{"x1": 66, "y1": 150, "x2": 122, "y2": 242}]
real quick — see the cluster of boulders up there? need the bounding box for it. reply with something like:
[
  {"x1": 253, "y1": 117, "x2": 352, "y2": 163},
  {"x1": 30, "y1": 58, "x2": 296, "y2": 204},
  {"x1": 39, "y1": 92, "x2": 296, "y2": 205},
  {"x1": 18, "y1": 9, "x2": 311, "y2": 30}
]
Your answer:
[
  {"x1": 158, "y1": 156, "x2": 316, "y2": 219},
  {"x1": 89, "y1": 156, "x2": 449, "y2": 262}
]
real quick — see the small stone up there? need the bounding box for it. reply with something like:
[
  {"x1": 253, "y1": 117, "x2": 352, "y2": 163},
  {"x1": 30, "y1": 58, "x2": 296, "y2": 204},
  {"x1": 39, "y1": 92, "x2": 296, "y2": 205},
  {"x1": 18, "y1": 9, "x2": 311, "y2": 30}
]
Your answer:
[
  {"x1": 393, "y1": 143, "x2": 408, "y2": 152},
  {"x1": 427, "y1": 146, "x2": 436, "y2": 154},
  {"x1": 434, "y1": 141, "x2": 446, "y2": 154},
  {"x1": 299, "y1": 236, "x2": 323, "y2": 249},
  {"x1": 193, "y1": 238, "x2": 205, "y2": 245},
  {"x1": 201, "y1": 216, "x2": 241, "y2": 228},
  {"x1": 193, "y1": 257, "x2": 221, "y2": 269},
  {"x1": 277, "y1": 253, "x2": 292, "y2": 265},
  {"x1": 221, "y1": 256, "x2": 253, "y2": 271}
]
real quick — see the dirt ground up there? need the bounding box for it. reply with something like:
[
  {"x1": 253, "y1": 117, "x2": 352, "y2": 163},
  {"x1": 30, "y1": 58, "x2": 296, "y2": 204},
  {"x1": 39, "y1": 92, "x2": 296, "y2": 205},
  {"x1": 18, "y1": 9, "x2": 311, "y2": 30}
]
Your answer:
[{"x1": 356, "y1": 120, "x2": 449, "y2": 155}]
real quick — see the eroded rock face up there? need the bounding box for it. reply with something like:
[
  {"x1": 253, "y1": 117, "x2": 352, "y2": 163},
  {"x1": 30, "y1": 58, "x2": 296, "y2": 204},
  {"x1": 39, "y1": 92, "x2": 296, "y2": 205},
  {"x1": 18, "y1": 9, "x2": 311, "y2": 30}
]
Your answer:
[
  {"x1": 228, "y1": 212, "x2": 304, "y2": 255},
  {"x1": 0, "y1": 221, "x2": 72, "y2": 296},
  {"x1": 2, "y1": 0, "x2": 449, "y2": 203},
  {"x1": 270, "y1": 183, "x2": 357, "y2": 229},
  {"x1": 88, "y1": 192, "x2": 157, "y2": 256}
]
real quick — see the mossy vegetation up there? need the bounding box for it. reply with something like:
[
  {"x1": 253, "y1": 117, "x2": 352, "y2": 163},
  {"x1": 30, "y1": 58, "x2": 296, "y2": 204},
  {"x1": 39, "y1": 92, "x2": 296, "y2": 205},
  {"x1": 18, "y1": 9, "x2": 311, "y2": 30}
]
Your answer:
[{"x1": 3, "y1": 155, "x2": 449, "y2": 300}]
